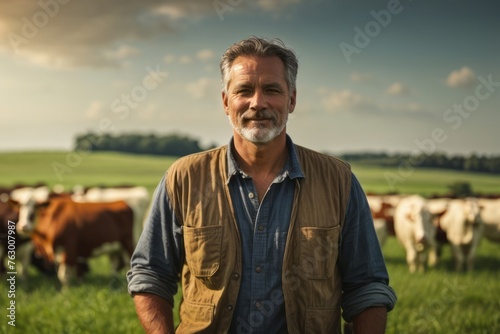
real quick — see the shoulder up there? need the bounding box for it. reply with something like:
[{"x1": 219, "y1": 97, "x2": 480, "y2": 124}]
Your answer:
[
  {"x1": 168, "y1": 145, "x2": 227, "y2": 173},
  {"x1": 294, "y1": 144, "x2": 351, "y2": 174}
]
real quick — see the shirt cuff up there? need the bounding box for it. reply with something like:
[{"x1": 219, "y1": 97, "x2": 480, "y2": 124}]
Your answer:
[
  {"x1": 341, "y1": 282, "x2": 397, "y2": 322},
  {"x1": 127, "y1": 269, "x2": 178, "y2": 306}
]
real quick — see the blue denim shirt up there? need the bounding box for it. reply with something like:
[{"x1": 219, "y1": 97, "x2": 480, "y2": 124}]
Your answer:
[{"x1": 127, "y1": 136, "x2": 397, "y2": 333}]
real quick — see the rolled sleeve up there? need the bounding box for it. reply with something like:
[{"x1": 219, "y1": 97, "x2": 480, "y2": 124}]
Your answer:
[
  {"x1": 126, "y1": 174, "x2": 184, "y2": 306},
  {"x1": 339, "y1": 173, "x2": 397, "y2": 322}
]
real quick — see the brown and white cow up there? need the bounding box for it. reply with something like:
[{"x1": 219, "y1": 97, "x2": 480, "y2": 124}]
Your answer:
[
  {"x1": 366, "y1": 194, "x2": 406, "y2": 246},
  {"x1": 31, "y1": 198, "x2": 134, "y2": 286},
  {"x1": 1, "y1": 185, "x2": 50, "y2": 278},
  {"x1": 0, "y1": 199, "x2": 20, "y2": 275},
  {"x1": 71, "y1": 186, "x2": 149, "y2": 246},
  {"x1": 394, "y1": 195, "x2": 437, "y2": 273},
  {"x1": 438, "y1": 198, "x2": 483, "y2": 271}
]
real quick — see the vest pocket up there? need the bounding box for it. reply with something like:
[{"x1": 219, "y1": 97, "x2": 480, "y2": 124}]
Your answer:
[
  {"x1": 178, "y1": 300, "x2": 215, "y2": 332},
  {"x1": 305, "y1": 307, "x2": 337, "y2": 333},
  {"x1": 299, "y1": 226, "x2": 339, "y2": 279},
  {"x1": 184, "y1": 225, "x2": 222, "y2": 277}
]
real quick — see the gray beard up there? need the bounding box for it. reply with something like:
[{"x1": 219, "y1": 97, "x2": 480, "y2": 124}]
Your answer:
[{"x1": 228, "y1": 113, "x2": 288, "y2": 144}]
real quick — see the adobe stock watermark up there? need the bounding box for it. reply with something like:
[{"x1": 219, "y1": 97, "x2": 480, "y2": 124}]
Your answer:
[
  {"x1": 385, "y1": 74, "x2": 499, "y2": 190},
  {"x1": 7, "y1": 0, "x2": 72, "y2": 53},
  {"x1": 339, "y1": 0, "x2": 411, "y2": 64},
  {"x1": 51, "y1": 64, "x2": 169, "y2": 181},
  {"x1": 213, "y1": 0, "x2": 244, "y2": 21}
]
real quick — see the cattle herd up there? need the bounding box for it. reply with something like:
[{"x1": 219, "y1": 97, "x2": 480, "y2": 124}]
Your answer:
[
  {"x1": 0, "y1": 183, "x2": 150, "y2": 286},
  {"x1": 1, "y1": 183, "x2": 499, "y2": 288},
  {"x1": 368, "y1": 193, "x2": 500, "y2": 273}
]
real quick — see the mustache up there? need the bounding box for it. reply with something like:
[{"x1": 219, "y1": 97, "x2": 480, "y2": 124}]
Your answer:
[{"x1": 241, "y1": 110, "x2": 276, "y2": 121}]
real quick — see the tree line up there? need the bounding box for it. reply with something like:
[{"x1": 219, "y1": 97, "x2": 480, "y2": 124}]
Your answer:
[
  {"x1": 338, "y1": 151, "x2": 500, "y2": 174},
  {"x1": 74, "y1": 132, "x2": 216, "y2": 157},
  {"x1": 74, "y1": 132, "x2": 500, "y2": 173}
]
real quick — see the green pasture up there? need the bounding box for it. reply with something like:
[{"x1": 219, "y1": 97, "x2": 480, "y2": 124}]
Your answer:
[
  {"x1": 1, "y1": 151, "x2": 499, "y2": 333},
  {"x1": 1, "y1": 150, "x2": 499, "y2": 196}
]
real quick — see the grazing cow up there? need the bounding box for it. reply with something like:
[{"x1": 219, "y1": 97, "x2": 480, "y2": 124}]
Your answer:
[
  {"x1": 9, "y1": 186, "x2": 50, "y2": 236},
  {"x1": 1, "y1": 186, "x2": 50, "y2": 278},
  {"x1": 478, "y1": 198, "x2": 500, "y2": 243},
  {"x1": 438, "y1": 198, "x2": 483, "y2": 271},
  {"x1": 72, "y1": 186, "x2": 150, "y2": 246},
  {"x1": 427, "y1": 197, "x2": 452, "y2": 249},
  {"x1": 394, "y1": 195, "x2": 437, "y2": 273},
  {"x1": 31, "y1": 198, "x2": 134, "y2": 286},
  {"x1": 0, "y1": 200, "x2": 20, "y2": 274},
  {"x1": 366, "y1": 194, "x2": 405, "y2": 246}
]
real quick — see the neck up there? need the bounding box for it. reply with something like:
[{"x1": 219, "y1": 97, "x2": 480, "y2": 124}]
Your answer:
[{"x1": 232, "y1": 132, "x2": 288, "y2": 177}]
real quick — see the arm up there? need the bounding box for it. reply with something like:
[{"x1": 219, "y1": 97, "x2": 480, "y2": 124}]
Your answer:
[
  {"x1": 133, "y1": 293, "x2": 175, "y2": 334},
  {"x1": 352, "y1": 306, "x2": 387, "y2": 334},
  {"x1": 127, "y1": 175, "x2": 184, "y2": 329},
  {"x1": 339, "y1": 174, "x2": 397, "y2": 324}
]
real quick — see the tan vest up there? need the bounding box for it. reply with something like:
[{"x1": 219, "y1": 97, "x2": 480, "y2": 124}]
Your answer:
[{"x1": 166, "y1": 144, "x2": 352, "y2": 333}]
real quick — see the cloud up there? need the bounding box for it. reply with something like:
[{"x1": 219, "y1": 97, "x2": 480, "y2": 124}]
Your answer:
[
  {"x1": 85, "y1": 101, "x2": 104, "y2": 119},
  {"x1": 186, "y1": 77, "x2": 218, "y2": 99},
  {"x1": 320, "y1": 89, "x2": 378, "y2": 112},
  {"x1": 163, "y1": 49, "x2": 214, "y2": 65},
  {"x1": 0, "y1": 1, "x2": 301, "y2": 69},
  {"x1": 319, "y1": 88, "x2": 428, "y2": 115},
  {"x1": 0, "y1": 0, "x2": 177, "y2": 68},
  {"x1": 350, "y1": 72, "x2": 372, "y2": 83},
  {"x1": 256, "y1": 0, "x2": 302, "y2": 11},
  {"x1": 197, "y1": 49, "x2": 215, "y2": 61},
  {"x1": 138, "y1": 104, "x2": 158, "y2": 120},
  {"x1": 446, "y1": 66, "x2": 476, "y2": 88},
  {"x1": 105, "y1": 45, "x2": 141, "y2": 60},
  {"x1": 179, "y1": 55, "x2": 193, "y2": 64},
  {"x1": 386, "y1": 82, "x2": 411, "y2": 96}
]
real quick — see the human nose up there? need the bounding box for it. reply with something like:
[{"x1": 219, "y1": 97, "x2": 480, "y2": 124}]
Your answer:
[{"x1": 249, "y1": 89, "x2": 266, "y2": 111}]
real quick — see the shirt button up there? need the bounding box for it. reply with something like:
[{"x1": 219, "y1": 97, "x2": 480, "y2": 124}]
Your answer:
[
  {"x1": 257, "y1": 225, "x2": 264, "y2": 231},
  {"x1": 226, "y1": 305, "x2": 233, "y2": 311},
  {"x1": 255, "y1": 266, "x2": 262, "y2": 273},
  {"x1": 232, "y1": 272, "x2": 240, "y2": 280},
  {"x1": 248, "y1": 192, "x2": 255, "y2": 199},
  {"x1": 255, "y1": 301, "x2": 262, "y2": 308}
]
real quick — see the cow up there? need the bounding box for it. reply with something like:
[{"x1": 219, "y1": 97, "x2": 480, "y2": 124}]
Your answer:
[
  {"x1": 9, "y1": 186, "x2": 50, "y2": 236},
  {"x1": 71, "y1": 186, "x2": 150, "y2": 246},
  {"x1": 366, "y1": 194, "x2": 405, "y2": 246},
  {"x1": 0, "y1": 199, "x2": 20, "y2": 275},
  {"x1": 438, "y1": 198, "x2": 483, "y2": 271},
  {"x1": 393, "y1": 195, "x2": 437, "y2": 273},
  {"x1": 31, "y1": 198, "x2": 134, "y2": 286},
  {"x1": 1, "y1": 185, "x2": 50, "y2": 278},
  {"x1": 478, "y1": 198, "x2": 500, "y2": 243}
]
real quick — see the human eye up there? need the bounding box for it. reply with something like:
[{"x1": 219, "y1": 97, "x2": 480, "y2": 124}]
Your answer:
[
  {"x1": 235, "y1": 87, "x2": 252, "y2": 95},
  {"x1": 265, "y1": 85, "x2": 283, "y2": 94}
]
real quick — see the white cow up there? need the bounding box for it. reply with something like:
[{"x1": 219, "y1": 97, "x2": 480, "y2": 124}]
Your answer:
[
  {"x1": 438, "y1": 198, "x2": 483, "y2": 271},
  {"x1": 427, "y1": 198, "x2": 451, "y2": 216},
  {"x1": 394, "y1": 195, "x2": 437, "y2": 273},
  {"x1": 478, "y1": 198, "x2": 500, "y2": 243}
]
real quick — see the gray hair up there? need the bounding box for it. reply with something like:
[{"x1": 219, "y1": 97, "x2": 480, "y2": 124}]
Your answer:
[{"x1": 219, "y1": 36, "x2": 299, "y2": 93}]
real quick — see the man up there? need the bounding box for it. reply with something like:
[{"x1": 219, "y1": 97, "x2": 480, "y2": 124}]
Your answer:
[{"x1": 127, "y1": 36, "x2": 397, "y2": 334}]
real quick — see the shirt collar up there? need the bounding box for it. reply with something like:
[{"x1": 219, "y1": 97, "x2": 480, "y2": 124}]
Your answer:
[{"x1": 226, "y1": 135, "x2": 305, "y2": 183}]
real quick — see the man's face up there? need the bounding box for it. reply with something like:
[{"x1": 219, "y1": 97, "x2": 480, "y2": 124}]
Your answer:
[{"x1": 222, "y1": 56, "x2": 296, "y2": 144}]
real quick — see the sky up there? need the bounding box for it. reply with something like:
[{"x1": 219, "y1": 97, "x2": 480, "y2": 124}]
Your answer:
[{"x1": 0, "y1": 0, "x2": 499, "y2": 155}]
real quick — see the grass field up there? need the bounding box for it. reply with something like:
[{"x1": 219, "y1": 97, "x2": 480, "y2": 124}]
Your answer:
[{"x1": 1, "y1": 150, "x2": 499, "y2": 333}]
